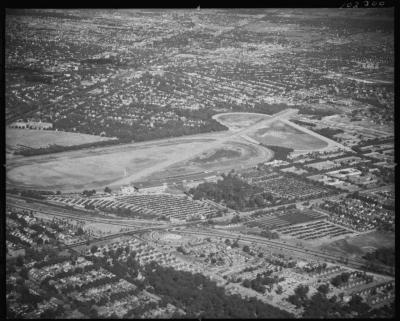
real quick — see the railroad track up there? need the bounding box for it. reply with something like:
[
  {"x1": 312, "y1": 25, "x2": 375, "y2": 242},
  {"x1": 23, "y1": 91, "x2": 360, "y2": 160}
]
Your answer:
[
  {"x1": 7, "y1": 196, "x2": 392, "y2": 274},
  {"x1": 63, "y1": 225, "x2": 169, "y2": 249},
  {"x1": 179, "y1": 228, "x2": 374, "y2": 270},
  {"x1": 6, "y1": 201, "x2": 168, "y2": 229}
]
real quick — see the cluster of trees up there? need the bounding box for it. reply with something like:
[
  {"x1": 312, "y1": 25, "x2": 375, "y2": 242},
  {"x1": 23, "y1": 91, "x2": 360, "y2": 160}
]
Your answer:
[
  {"x1": 349, "y1": 191, "x2": 394, "y2": 211},
  {"x1": 377, "y1": 166, "x2": 395, "y2": 185},
  {"x1": 29, "y1": 222, "x2": 47, "y2": 235},
  {"x1": 353, "y1": 137, "x2": 393, "y2": 151},
  {"x1": 230, "y1": 215, "x2": 241, "y2": 224},
  {"x1": 294, "y1": 286, "x2": 390, "y2": 319},
  {"x1": 15, "y1": 139, "x2": 121, "y2": 156},
  {"x1": 312, "y1": 127, "x2": 344, "y2": 140},
  {"x1": 302, "y1": 291, "x2": 344, "y2": 318},
  {"x1": 242, "y1": 271, "x2": 282, "y2": 294},
  {"x1": 303, "y1": 262, "x2": 327, "y2": 273},
  {"x1": 287, "y1": 284, "x2": 310, "y2": 308},
  {"x1": 330, "y1": 272, "x2": 351, "y2": 287},
  {"x1": 190, "y1": 173, "x2": 273, "y2": 210},
  {"x1": 90, "y1": 249, "x2": 140, "y2": 282},
  {"x1": 142, "y1": 261, "x2": 292, "y2": 318},
  {"x1": 123, "y1": 301, "x2": 159, "y2": 319},
  {"x1": 290, "y1": 119, "x2": 316, "y2": 127},
  {"x1": 48, "y1": 220, "x2": 64, "y2": 233},
  {"x1": 298, "y1": 107, "x2": 336, "y2": 118},
  {"x1": 260, "y1": 229, "x2": 279, "y2": 239},
  {"x1": 176, "y1": 246, "x2": 186, "y2": 254},
  {"x1": 363, "y1": 247, "x2": 395, "y2": 267},
  {"x1": 84, "y1": 203, "x2": 95, "y2": 210},
  {"x1": 52, "y1": 104, "x2": 228, "y2": 144},
  {"x1": 82, "y1": 189, "x2": 96, "y2": 197},
  {"x1": 127, "y1": 118, "x2": 226, "y2": 142},
  {"x1": 23, "y1": 246, "x2": 58, "y2": 264},
  {"x1": 17, "y1": 284, "x2": 43, "y2": 305},
  {"x1": 224, "y1": 238, "x2": 240, "y2": 248},
  {"x1": 75, "y1": 300, "x2": 100, "y2": 319},
  {"x1": 19, "y1": 190, "x2": 46, "y2": 200},
  {"x1": 265, "y1": 256, "x2": 296, "y2": 269},
  {"x1": 317, "y1": 283, "x2": 330, "y2": 295},
  {"x1": 243, "y1": 102, "x2": 297, "y2": 115}
]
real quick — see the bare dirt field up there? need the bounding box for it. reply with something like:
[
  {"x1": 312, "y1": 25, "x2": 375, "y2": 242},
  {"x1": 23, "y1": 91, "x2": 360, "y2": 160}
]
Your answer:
[{"x1": 6, "y1": 128, "x2": 114, "y2": 151}]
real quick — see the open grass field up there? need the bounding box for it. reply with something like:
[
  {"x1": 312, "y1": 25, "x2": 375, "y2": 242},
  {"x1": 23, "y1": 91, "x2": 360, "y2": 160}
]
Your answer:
[
  {"x1": 248, "y1": 120, "x2": 328, "y2": 150},
  {"x1": 6, "y1": 128, "x2": 114, "y2": 151},
  {"x1": 212, "y1": 112, "x2": 270, "y2": 131},
  {"x1": 318, "y1": 230, "x2": 395, "y2": 256}
]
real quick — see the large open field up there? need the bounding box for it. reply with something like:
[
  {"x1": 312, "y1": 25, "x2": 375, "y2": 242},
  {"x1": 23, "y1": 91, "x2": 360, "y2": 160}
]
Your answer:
[
  {"x1": 7, "y1": 111, "x2": 330, "y2": 192},
  {"x1": 318, "y1": 231, "x2": 395, "y2": 257},
  {"x1": 145, "y1": 139, "x2": 274, "y2": 182},
  {"x1": 7, "y1": 136, "x2": 219, "y2": 192},
  {"x1": 6, "y1": 128, "x2": 114, "y2": 152},
  {"x1": 248, "y1": 120, "x2": 328, "y2": 150},
  {"x1": 212, "y1": 112, "x2": 271, "y2": 131}
]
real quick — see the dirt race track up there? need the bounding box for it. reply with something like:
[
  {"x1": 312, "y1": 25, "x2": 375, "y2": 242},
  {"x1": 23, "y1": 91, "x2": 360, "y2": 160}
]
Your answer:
[{"x1": 7, "y1": 110, "x2": 332, "y2": 192}]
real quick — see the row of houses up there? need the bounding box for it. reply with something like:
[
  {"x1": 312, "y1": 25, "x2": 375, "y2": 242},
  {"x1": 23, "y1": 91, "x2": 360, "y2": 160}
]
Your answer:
[{"x1": 9, "y1": 120, "x2": 53, "y2": 130}]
